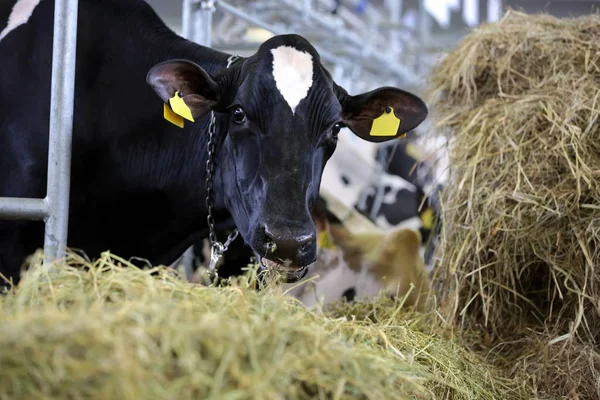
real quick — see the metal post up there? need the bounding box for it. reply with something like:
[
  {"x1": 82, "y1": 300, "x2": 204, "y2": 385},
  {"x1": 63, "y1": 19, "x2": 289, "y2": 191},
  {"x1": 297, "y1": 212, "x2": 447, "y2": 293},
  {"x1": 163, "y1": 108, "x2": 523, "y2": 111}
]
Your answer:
[
  {"x1": 183, "y1": 0, "x2": 215, "y2": 47},
  {"x1": 193, "y1": 0, "x2": 215, "y2": 46},
  {"x1": 384, "y1": 0, "x2": 403, "y2": 57},
  {"x1": 43, "y1": 0, "x2": 79, "y2": 265},
  {"x1": 182, "y1": 0, "x2": 193, "y2": 39},
  {"x1": 488, "y1": 0, "x2": 503, "y2": 22},
  {"x1": 418, "y1": 0, "x2": 431, "y2": 50}
]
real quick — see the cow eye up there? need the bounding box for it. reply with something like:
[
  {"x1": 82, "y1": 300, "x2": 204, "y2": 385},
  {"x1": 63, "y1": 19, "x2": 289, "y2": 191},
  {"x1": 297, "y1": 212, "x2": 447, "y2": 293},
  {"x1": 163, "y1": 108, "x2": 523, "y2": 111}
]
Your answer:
[
  {"x1": 232, "y1": 107, "x2": 246, "y2": 124},
  {"x1": 332, "y1": 123, "x2": 342, "y2": 136}
]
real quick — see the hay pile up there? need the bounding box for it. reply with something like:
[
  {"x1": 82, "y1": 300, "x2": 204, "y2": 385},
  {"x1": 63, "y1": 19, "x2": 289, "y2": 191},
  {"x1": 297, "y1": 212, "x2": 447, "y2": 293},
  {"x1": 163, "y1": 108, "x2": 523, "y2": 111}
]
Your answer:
[
  {"x1": 0, "y1": 251, "x2": 525, "y2": 400},
  {"x1": 429, "y1": 9, "x2": 600, "y2": 398}
]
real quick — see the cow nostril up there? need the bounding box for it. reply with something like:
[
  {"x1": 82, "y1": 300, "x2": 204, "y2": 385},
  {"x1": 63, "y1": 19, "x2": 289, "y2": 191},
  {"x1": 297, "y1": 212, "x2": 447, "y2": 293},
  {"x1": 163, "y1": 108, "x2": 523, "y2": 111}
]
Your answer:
[
  {"x1": 299, "y1": 234, "x2": 313, "y2": 246},
  {"x1": 298, "y1": 236, "x2": 314, "y2": 253},
  {"x1": 262, "y1": 225, "x2": 315, "y2": 260}
]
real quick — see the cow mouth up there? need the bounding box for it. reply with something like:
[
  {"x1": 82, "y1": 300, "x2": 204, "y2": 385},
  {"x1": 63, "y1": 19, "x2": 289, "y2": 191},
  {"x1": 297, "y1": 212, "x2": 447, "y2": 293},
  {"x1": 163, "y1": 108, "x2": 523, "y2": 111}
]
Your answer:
[{"x1": 258, "y1": 256, "x2": 309, "y2": 283}]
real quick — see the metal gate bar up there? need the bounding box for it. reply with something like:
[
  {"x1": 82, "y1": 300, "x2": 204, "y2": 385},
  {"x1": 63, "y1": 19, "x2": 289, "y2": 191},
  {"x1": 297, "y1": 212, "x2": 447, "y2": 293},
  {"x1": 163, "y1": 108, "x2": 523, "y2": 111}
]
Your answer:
[
  {"x1": 0, "y1": 0, "x2": 79, "y2": 267},
  {"x1": 0, "y1": 198, "x2": 49, "y2": 220}
]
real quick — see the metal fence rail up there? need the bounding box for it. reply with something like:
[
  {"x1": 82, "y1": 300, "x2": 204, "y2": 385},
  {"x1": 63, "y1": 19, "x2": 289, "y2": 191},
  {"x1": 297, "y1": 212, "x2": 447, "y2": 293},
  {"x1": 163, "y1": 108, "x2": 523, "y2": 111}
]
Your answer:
[{"x1": 0, "y1": 0, "x2": 79, "y2": 266}]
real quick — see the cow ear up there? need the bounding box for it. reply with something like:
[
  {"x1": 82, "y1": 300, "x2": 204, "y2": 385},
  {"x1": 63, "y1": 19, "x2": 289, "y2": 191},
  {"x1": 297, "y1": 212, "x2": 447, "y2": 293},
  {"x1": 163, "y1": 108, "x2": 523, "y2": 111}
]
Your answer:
[
  {"x1": 335, "y1": 85, "x2": 428, "y2": 143},
  {"x1": 146, "y1": 59, "x2": 221, "y2": 119}
]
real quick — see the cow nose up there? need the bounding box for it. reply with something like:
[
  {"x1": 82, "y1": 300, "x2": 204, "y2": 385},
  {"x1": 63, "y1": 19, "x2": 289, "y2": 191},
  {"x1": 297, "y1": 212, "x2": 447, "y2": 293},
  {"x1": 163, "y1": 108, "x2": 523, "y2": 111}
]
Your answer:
[{"x1": 263, "y1": 225, "x2": 315, "y2": 262}]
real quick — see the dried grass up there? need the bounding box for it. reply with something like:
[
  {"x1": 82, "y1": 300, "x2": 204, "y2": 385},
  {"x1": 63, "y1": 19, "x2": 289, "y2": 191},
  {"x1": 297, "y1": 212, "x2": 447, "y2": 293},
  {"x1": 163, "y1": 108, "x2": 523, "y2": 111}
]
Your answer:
[
  {"x1": 0, "y1": 250, "x2": 527, "y2": 400},
  {"x1": 428, "y1": 9, "x2": 600, "y2": 399}
]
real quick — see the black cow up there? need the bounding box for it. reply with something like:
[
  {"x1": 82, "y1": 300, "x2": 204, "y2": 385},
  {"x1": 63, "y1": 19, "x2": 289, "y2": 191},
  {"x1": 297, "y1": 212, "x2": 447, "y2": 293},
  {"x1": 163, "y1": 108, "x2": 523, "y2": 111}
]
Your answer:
[{"x1": 0, "y1": 0, "x2": 427, "y2": 287}]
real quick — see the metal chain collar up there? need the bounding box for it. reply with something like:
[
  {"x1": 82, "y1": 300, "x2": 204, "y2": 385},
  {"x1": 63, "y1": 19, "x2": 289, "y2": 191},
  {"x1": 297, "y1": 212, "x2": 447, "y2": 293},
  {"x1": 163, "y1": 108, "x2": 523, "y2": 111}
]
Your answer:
[{"x1": 203, "y1": 54, "x2": 241, "y2": 283}]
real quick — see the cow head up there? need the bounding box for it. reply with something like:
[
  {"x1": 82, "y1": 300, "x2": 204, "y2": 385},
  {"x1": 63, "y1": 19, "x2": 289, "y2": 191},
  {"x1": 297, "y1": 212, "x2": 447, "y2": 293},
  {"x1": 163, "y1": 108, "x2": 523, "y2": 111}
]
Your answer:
[{"x1": 146, "y1": 34, "x2": 427, "y2": 281}]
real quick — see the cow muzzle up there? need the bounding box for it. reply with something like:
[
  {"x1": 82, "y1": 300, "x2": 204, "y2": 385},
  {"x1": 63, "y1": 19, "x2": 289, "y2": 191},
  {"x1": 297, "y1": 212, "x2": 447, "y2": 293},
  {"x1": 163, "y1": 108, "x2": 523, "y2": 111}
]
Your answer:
[
  {"x1": 251, "y1": 223, "x2": 317, "y2": 283},
  {"x1": 263, "y1": 225, "x2": 315, "y2": 260},
  {"x1": 257, "y1": 258, "x2": 310, "y2": 284}
]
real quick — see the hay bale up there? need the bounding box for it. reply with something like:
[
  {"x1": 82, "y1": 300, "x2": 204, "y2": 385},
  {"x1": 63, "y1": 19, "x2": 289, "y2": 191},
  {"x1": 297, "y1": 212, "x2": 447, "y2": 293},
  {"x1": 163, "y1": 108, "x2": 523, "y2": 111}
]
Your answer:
[
  {"x1": 0, "y1": 251, "x2": 526, "y2": 399},
  {"x1": 428, "y1": 9, "x2": 600, "y2": 398}
]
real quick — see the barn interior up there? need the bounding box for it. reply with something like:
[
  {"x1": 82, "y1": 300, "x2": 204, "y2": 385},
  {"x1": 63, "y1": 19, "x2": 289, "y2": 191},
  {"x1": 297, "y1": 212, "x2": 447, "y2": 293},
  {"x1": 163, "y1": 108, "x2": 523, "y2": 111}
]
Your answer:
[{"x1": 2, "y1": 0, "x2": 600, "y2": 399}]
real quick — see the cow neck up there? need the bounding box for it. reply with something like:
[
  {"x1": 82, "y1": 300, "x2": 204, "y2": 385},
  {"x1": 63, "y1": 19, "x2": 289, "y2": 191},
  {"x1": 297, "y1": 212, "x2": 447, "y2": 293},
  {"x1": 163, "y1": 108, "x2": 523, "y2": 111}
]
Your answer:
[{"x1": 203, "y1": 54, "x2": 241, "y2": 284}]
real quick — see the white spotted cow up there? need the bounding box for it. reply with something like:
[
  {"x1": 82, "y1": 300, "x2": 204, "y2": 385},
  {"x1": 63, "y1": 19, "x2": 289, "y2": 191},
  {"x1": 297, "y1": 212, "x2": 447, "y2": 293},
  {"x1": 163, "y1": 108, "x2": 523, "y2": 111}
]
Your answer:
[
  {"x1": 320, "y1": 130, "x2": 446, "y2": 272},
  {"x1": 281, "y1": 196, "x2": 433, "y2": 311}
]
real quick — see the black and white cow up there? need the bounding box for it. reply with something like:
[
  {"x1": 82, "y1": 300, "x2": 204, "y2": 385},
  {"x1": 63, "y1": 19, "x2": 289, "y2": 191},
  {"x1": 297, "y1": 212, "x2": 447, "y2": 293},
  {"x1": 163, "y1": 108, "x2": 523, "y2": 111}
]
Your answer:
[
  {"x1": 282, "y1": 195, "x2": 433, "y2": 311},
  {"x1": 0, "y1": 0, "x2": 428, "y2": 287},
  {"x1": 356, "y1": 141, "x2": 444, "y2": 268},
  {"x1": 321, "y1": 130, "x2": 444, "y2": 271}
]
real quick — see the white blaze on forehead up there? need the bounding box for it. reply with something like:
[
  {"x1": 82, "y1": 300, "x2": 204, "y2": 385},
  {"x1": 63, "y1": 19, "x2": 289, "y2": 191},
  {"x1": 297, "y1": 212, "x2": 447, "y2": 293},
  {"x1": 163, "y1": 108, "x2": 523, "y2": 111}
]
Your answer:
[
  {"x1": 270, "y1": 45, "x2": 314, "y2": 114},
  {"x1": 0, "y1": 0, "x2": 42, "y2": 42}
]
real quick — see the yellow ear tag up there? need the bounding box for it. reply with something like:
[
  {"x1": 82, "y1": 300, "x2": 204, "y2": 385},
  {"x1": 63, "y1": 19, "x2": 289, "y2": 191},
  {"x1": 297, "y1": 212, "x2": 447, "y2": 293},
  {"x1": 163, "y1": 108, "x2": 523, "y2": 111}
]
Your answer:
[
  {"x1": 168, "y1": 91, "x2": 195, "y2": 122},
  {"x1": 318, "y1": 231, "x2": 336, "y2": 250},
  {"x1": 370, "y1": 106, "x2": 403, "y2": 137},
  {"x1": 163, "y1": 103, "x2": 184, "y2": 128},
  {"x1": 406, "y1": 143, "x2": 425, "y2": 161},
  {"x1": 420, "y1": 207, "x2": 434, "y2": 230}
]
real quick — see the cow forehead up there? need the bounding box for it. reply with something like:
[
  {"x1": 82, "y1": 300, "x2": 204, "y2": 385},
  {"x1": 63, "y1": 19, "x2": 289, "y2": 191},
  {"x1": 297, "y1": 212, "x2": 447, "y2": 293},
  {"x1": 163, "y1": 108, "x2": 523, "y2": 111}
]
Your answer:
[{"x1": 270, "y1": 45, "x2": 314, "y2": 115}]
